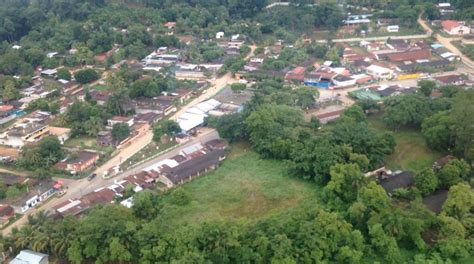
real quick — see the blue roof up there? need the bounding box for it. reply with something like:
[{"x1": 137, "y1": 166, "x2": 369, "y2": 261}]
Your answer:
[{"x1": 431, "y1": 44, "x2": 444, "y2": 49}]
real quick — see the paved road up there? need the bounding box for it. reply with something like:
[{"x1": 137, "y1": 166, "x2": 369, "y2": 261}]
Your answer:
[{"x1": 2, "y1": 129, "x2": 219, "y2": 235}]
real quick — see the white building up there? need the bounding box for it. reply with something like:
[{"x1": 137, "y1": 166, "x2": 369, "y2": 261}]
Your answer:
[
  {"x1": 216, "y1": 32, "x2": 224, "y2": 39},
  {"x1": 387, "y1": 25, "x2": 399, "y2": 33},
  {"x1": 332, "y1": 76, "x2": 356, "y2": 88},
  {"x1": 11, "y1": 250, "x2": 48, "y2": 264},
  {"x1": 366, "y1": 64, "x2": 394, "y2": 80},
  {"x1": 441, "y1": 20, "x2": 470, "y2": 35}
]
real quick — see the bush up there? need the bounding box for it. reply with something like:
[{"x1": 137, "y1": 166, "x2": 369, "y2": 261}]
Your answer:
[
  {"x1": 57, "y1": 68, "x2": 72, "y2": 80},
  {"x1": 171, "y1": 188, "x2": 191, "y2": 206},
  {"x1": 74, "y1": 69, "x2": 100, "y2": 84}
]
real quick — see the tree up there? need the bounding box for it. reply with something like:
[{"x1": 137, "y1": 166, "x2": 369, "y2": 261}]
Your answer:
[
  {"x1": 130, "y1": 79, "x2": 161, "y2": 98},
  {"x1": 435, "y1": 215, "x2": 471, "y2": 259},
  {"x1": 57, "y1": 68, "x2": 72, "y2": 81},
  {"x1": 207, "y1": 113, "x2": 247, "y2": 142},
  {"x1": 383, "y1": 95, "x2": 432, "y2": 128},
  {"x1": 294, "y1": 86, "x2": 317, "y2": 109},
  {"x1": 6, "y1": 186, "x2": 22, "y2": 199},
  {"x1": 245, "y1": 104, "x2": 305, "y2": 159},
  {"x1": 230, "y1": 83, "x2": 246, "y2": 94},
  {"x1": 132, "y1": 190, "x2": 158, "y2": 219},
  {"x1": 342, "y1": 105, "x2": 367, "y2": 123},
  {"x1": 418, "y1": 80, "x2": 436, "y2": 97},
  {"x1": 421, "y1": 111, "x2": 455, "y2": 152},
  {"x1": 450, "y1": 90, "x2": 474, "y2": 162},
  {"x1": 326, "y1": 163, "x2": 365, "y2": 204},
  {"x1": 152, "y1": 120, "x2": 181, "y2": 142},
  {"x1": 330, "y1": 122, "x2": 395, "y2": 169},
  {"x1": 368, "y1": 223, "x2": 401, "y2": 264},
  {"x1": 437, "y1": 158, "x2": 470, "y2": 188},
  {"x1": 106, "y1": 73, "x2": 126, "y2": 92},
  {"x1": 2, "y1": 79, "x2": 19, "y2": 102},
  {"x1": 111, "y1": 123, "x2": 130, "y2": 142},
  {"x1": 442, "y1": 183, "x2": 474, "y2": 221},
  {"x1": 171, "y1": 188, "x2": 191, "y2": 206},
  {"x1": 414, "y1": 168, "x2": 438, "y2": 196},
  {"x1": 289, "y1": 136, "x2": 342, "y2": 183},
  {"x1": 74, "y1": 69, "x2": 100, "y2": 84}
]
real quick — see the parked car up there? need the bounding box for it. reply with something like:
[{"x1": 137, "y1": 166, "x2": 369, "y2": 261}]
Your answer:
[{"x1": 87, "y1": 173, "x2": 97, "y2": 181}]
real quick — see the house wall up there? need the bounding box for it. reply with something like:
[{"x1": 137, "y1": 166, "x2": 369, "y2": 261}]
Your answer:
[{"x1": 445, "y1": 26, "x2": 470, "y2": 35}]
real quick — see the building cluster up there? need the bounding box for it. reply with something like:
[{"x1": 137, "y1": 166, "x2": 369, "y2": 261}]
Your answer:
[
  {"x1": 367, "y1": 155, "x2": 455, "y2": 214},
  {"x1": 0, "y1": 177, "x2": 65, "y2": 221},
  {"x1": 51, "y1": 139, "x2": 228, "y2": 219},
  {"x1": 278, "y1": 35, "x2": 471, "y2": 91}
]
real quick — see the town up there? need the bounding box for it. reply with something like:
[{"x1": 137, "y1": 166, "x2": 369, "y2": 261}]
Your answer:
[{"x1": 0, "y1": 1, "x2": 473, "y2": 264}]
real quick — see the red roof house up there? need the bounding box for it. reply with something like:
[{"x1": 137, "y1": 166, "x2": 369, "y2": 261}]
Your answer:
[{"x1": 285, "y1": 67, "x2": 307, "y2": 82}]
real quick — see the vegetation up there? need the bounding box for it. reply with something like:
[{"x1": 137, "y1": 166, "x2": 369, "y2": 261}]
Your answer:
[
  {"x1": 16, "y1": 136, "x2": 63, "y2": 171},
  {"x1": 152, "y1": 120, "x2": 181, "y2": 142},
  {"x1": 1, "y1": 0, "x2": 474, "y2": 263},
  {"x1": 111, "y1": 123, "x2": 130, "y2": 142},
  {"x1": 74, "y1": 69, "x2": 100, "y2": 84}
]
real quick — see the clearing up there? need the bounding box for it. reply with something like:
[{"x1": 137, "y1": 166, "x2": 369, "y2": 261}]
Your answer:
[
  {"x1": 368, "y1": 113, "x2": 442, "y2": 172},
  {"x1": 155, "y1": 143, "x2": 321, "y2": 229}
]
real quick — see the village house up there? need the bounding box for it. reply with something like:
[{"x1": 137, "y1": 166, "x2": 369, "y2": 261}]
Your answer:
[
  {"x1": 366, "y1": 64, "x2": 394, "y2": 80},
  {"x1": 332, "y1": 75, "x2": 356, "y2": 88},
  {"x1": 0, "y1": 104, "x2": 16, "y2": 124},
  {"x1": 175, "y1": 70, "x2": 206, "y2": 80},
  {"x1": 316, "y1": 109, "x2": 344, "y2": 124},
  {"x1": 89, "y1": 90, "x2": 113, "y2": 105},
  {"x1": 376, "y1": 48, "x2": 432, "y2": 62},
  {"x1": 97, "y1": 130, "x2": 113, "y2": 146},
  {"x1": 56, "y1": 151, "x2": 99, "y2": 173},
  {"x1": 423, "y1": 189, "x2": 449, "y2": 214},
  {"x1": 285, "y1": 67, "x2": 306, "y2": 83},
  {"x1": 12, "y1": 180, "x2": 63, "y2": 213},
  {"x1": 0, "y1": 121, "x2": 71, "y2": 148},
  {"x1": 379, "y1": 171, "x2": 414, "y2": 195},
  {"x1": 108, "y1": 116, "x2": 134, "y2": 127},
  {"x1": 133, "y1": 97, "x2": 176, "y2": 116},
  {"x1": 432, "y1": 155, "x2": 455, "y2": 171},
  {"x1": 441, "y1": 20, "x2": 470, "y2": 35},
  {"x1": 11, "y1": 250, "x2": 49, "y2": 264},
  {"x1": 370, "y1": 84, "x2": 415, "y2": 98},
  {"x1": 0, "y1": 204, "x2": 14, "y2": 225},
  {"x1": 434, "y1": 74, "x2": 467, "y2": 86},
  {"x1": 159, "y1": 148, "x2": 227, "y2": 187},
  {"x1": 134, "y1": 112, "x2": 161, "y2": 124}
]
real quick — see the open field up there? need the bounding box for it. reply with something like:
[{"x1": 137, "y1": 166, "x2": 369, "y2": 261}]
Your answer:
[
  {"x1": 64, "y1": 136, "x2": 114, "y2": 153},
  {"x1": 368, "y1": 113, "x2": 442, "y2": 172},
  {"x1": 155, "y1": 143, "x2": 321, "y2": 229}
]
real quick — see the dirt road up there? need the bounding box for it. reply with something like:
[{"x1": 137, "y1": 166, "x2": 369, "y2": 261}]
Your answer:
[{"x1": 417, "y1": 16, "x2": 474, "y2": 69}]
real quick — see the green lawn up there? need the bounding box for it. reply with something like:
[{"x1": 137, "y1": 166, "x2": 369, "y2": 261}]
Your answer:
[
  {"x1": 123, "y1": 141, "x2": 178, "y2": 169},
  {"x1": 368, "y1": 114, "x2": 442, "y2": 172},
  {"x1": 155, "y1": 143, "x2": 321, "y2": 229},
  {"x1": 64, "y1": 136, "x2": 114, "y2": 154}
]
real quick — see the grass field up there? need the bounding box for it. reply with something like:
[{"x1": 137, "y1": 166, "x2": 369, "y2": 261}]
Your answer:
[
  {"x1": 155, "y1": 143, "x2": 321, "y2": 229},
  {"x1": 368, "y1": 114, "x2": 442, "y2": 172},
  {"x1": 64, "y1": 136, "x2": 114, "y2": 153}
]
